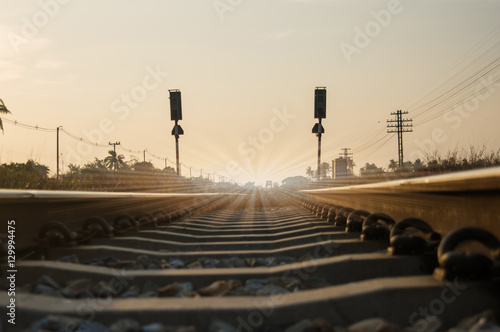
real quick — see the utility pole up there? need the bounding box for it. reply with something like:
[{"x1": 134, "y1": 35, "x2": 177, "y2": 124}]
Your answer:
[
  {"x1": 109, "y1": 141, "x2": 121, "y2": 154},
  {"x1": 339, "y1": 148, "x2": 353, "y2": 176},
  {"x1": 164, "y1": 158, "x2": 167, "y2": 168},
  {"x1": 312, "y1": 87, "x2": 326, "y2": 181},
  {"x1": 200, "y1": 169, "x2": 203, "y2": 178},
  {"x1": 169, "y1": 89, "x2": 184, "y2": 176},
  {"x1": 143, "y1": 149, "x2": 146, "y2": 162},
  {"x1": 107, "y1": 142, "x2": 121, "y2": 171},
  {"x1": 56, "y1": 126, "x2": 62, "y2": 180},
  {"x1": 189, "y1": 166, "x2": 192, "y2": 179},
  {"x1": 387, "y1": 110, "x2": 413, "y2": 167}
]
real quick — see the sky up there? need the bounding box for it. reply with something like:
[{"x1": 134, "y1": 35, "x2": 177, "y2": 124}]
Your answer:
[{"x1": 0, "y1": 0, "x2": 499, "y2": 186}]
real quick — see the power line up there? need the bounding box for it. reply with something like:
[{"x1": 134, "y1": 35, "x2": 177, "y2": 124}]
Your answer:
[
  {"x1": 1, "y1": 117, "x2": 218, "y2": 181},
  {"x1": 2, "y1": 118, "x2": 56, "y2": 132}
]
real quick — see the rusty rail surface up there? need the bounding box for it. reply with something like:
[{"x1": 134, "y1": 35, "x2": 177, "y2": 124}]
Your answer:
[{"x1": 301, "y1": 166, "x2": 500, "y2": 238}]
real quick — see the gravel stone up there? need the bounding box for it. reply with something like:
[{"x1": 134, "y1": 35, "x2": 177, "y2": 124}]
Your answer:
[
  {"x1": 158, "y1": 282, "x2": 194, "y2": 297},
  {"x1": 63, "y1": 279, "x2": 93, "y2": 298},
  {"x1": 200, "y1": 257, "x2": 220, "y2": 268},
  {"x1": 106, "y1": 260, "x2": 136, "y2": 269},
  {"x1": 348, "y1": 318, "x2": 402, "y2": 332},
  {"x1": 142, "y1": 323, "x2": 166, "y2": 332},
  {"x1": 208, "y1": 320, "x2": 237, "y2": 332},
  {"x1": 33, "y1": 284, "x2": 55, "y2": 295},
  {"x1": 76, "y1": 321, "x2": 109, "y2": 332},
  {"x1": 187, "y1": 261, "x2": 203, "y2": 269},
  {"x1": 304, "y1": 277, "x2": 330, "y2": 289},
  {"x1": 54, "y1": 254, "x2": 80, "y2": 264},
  {"x1": 141, "y1": 280, "x2": 160, "y2": 297},
  {"x1": 37, "y1": 275, "x2": 61, "y2": 290},
  {"x1": 147, "y1": 262, "x2": 162, "y2": 270},
  {"x1": 84, "y1": 255, "x2": 120, "y2": 266},
  {"x1": 276, "y1": 256, "x2": 296, "y2": 265},
  {"x1": 109, "y1": 319, "x2": 141, "y2": 332},
  {"x1": 265, "y1": 257, "x2": 278, "y2": 267},
  {"x1": 256, "y1": 284, "x2": 290, "y2": 296},
  {"x1": 245, "y1": 258, "x2": 256, "y2": 267},
  {"x1": 199, "y1": 279, "x2": 241, "y2": 297},
  {"x1": 91, "y1": 281, "x2": 119, "y2": 297},
  {"x1": 31, "y1": 315, "x2": 83, "y2": 331},
  {"x1": 312, "y1": 318, "x2": 334, "y2": 332},
  {"x1": 168, "y1": 258, "x2": 185, "y2": 268},
  {"x1": 254, "y1": 257, "x2": 269, "y2": 267},
  {"x1": 243, "y1": 279, "x2": 270, "y2": 294},
  {"x1": 297, "y1": 254, "x2": 314, "y2": 262},
  {"x1": 285, "y1": 319, "x2": 314, "y2": 332}
]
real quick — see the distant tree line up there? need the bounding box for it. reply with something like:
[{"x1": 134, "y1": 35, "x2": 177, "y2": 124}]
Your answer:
[
  {"x1": 0, "y1": 150, "x2": 237, "y2": 193},
  {"x1": 296, "y1": 146, "x2": 500, "y2": 189}
]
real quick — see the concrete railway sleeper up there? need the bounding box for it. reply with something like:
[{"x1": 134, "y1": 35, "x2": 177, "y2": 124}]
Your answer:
[{"x1": 0, "y1": 169, "x2": 499, "y2": 331}]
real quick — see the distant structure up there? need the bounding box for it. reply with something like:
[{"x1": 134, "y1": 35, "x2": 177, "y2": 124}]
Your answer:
[
  {"x1": 387, "y1": 110, "x2": 413, "y2": 167},
  {"x1": 339, "y1": 148, "x2": 354, "y2": 176},
  {"x1": 333, "y1": 157, "x2": 348, "y2": 179},
  {"x1": 282, "y1": 176, "x2": 309, "y2": 189},
  {"x1": 266, "y1": 180, "x2": 272, "y2": 189}
]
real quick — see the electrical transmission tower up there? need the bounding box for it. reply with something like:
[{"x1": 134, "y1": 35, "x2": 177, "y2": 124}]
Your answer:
[
  {"x1": 387, "y1": 110, "x2": 413, "y2": 167},
  {"x1": 339, "y1": 148, "x2": 354, "y2": 176}
]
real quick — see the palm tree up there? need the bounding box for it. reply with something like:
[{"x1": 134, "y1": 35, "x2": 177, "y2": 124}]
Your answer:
[
  {"x1": 0, "y1": 99, "x2": 12, "y2": 133},
  {"x1": 388, "y1": 159, "x2": 398, "y2": 172},
  {"x1": 305, "y1": 166, "x2": 314, "y2": 178},
  {"x1": 320, "y1": 162, "x2": 331, "y2": 178},
  {"x1": 104, "y1": 150, "x2": 125, "y2": 171}
]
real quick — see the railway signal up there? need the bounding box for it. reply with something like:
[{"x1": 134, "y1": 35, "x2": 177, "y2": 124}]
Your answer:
[
  {"x1": 169, "y1": 89, "x2": 184, "y2": 176},
  {"x1": 312, "y1": 87, "x2": 326, "y2": 181}
]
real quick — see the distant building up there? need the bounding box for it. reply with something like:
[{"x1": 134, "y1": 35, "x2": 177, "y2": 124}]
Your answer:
[
  {"x1": 333, "y1": 157, "x2": 348, "y2": 179},
  {"x1": 281, "y1": 176, "x2": 309, "y2": 189}
]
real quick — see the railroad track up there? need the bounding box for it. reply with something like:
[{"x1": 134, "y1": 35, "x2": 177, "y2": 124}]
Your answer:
[{"x1": 1, "y1": 168, "x2": 500, "y2": 331}]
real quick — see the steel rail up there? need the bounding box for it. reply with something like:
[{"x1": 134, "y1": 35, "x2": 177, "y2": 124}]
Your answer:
[
  {"x1": 0, "y1": 190, "x2": 227, "y2": 253},
  {"x1": 301, "y1": 166, "x2": 500, "y2": 238}
]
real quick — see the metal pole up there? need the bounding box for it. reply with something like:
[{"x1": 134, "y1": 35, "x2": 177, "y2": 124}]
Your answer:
[
  {"x1": 165, "y1": 158, "x2": 167, "y2": 168},
  {"x1": 143, "y1": 150, "x2": 146, "y2": 162},
  {"x1": 398, "y1": 110, "x2": 403, "y2": 167},
  {"x1": 175, "y1": 119, "x2": 180, "y2": 175},
  {"x1": 56, "y1": 127, "x2": 60, "y2": 180},
  {"x1": 317, "y1": 118, "x2": 322, "y2": 182}
]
